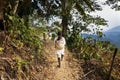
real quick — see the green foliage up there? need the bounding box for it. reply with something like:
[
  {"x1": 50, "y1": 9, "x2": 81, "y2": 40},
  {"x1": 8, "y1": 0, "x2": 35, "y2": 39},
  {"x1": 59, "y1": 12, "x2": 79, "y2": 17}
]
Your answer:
[
  {"x1": 106, "y1": 0, "x2": 120, "y2": 11},
  {"x1": 0, "y1": 47, "x2": 4, "y2": 52},
  {"x1": 75, "y1": 2, "x2": 86, "y2": 16},
  {"x1": 67, "y1": 32, "x2": 82, "y2": 53},
  {"x1": 16, "y1": 56, "x2": 29, "y2": 68},
  {"x1": 67, "y1": 29, "x2": 113, "y2": 60},
  {"x1": 5, "y1": 14, "x2": 44, "y2": 55},
  {"x1": 82, "y1": 14, "x2": 107, "y2": 26}
]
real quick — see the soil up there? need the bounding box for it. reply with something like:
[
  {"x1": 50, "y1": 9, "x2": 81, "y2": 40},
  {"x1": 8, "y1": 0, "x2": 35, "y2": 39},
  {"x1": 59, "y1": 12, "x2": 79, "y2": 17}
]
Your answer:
[{"x1": 35, "y1": 40, "x2": 84, "y2": 80}]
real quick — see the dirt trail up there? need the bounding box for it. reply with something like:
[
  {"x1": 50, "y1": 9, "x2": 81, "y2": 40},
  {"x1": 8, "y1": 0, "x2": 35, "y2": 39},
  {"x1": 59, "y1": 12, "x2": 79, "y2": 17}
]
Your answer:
[
  {"x1": 40, "y1": 41, "x2": 84, "y2": 80},
  {"x1": 51, "y1": 51, "x2": 80, "y2": 80}
]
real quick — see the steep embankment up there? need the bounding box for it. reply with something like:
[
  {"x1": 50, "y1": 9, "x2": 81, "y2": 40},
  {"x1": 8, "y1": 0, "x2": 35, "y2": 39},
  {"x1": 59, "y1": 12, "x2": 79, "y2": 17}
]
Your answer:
[{"x1": 0, "y1": 33, "x2": 84, "y2": 80}]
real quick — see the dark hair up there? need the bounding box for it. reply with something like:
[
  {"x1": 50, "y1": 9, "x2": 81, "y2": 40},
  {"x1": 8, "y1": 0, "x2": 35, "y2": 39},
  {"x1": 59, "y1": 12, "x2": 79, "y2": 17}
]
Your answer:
[
  {"x1": 57, "y1": 32, "x2": 62, "y2": 36},
  {"x1": 57, "y1": 32, "x2": 62, "y2": 40}
]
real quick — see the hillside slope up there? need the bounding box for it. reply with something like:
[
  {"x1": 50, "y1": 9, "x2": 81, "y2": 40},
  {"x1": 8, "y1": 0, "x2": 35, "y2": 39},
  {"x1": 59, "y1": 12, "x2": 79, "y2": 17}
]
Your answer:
[
  {"x1": 1, "y1": 33, "x2": 119, "y2": 80},
  {"x1": 0, "y1": 34, "x2": 84, "y2": 80}
]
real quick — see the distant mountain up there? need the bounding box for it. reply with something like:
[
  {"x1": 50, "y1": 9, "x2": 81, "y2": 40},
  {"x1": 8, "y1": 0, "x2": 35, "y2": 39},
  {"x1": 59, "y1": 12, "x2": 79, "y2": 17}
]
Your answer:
[
  {"x1": 104, "y1": 26, "x2": 120, "y2": 47},
  {"x1": 81, "y1": 33, "x2": 98, "y2": 40},
  {"x1": 81, "y1": 33, "x2": 107, "y2": 41},
  {"x1": 81, "y1": 26, "x2": 120, "y2": 48},
  {"x1": 105, "y1": 26, "x2": 120, "y2": 33}
]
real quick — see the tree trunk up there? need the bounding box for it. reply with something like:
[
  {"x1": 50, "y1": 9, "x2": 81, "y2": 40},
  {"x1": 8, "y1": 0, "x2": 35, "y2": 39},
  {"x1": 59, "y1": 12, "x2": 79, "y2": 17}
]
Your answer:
[
  {"x1": 107, "y1": 48, "x2": 118, "y2": 80},
  {"x1": 62, "y1": 15, "x2": 68, "y2": 37},
  {"x1": 17, "y1": 0, "x2": 31, "y2": 26},
  {"x1": 0, "y1": 0, "x2": 4, "y2": 30},
  {"x1": 61, "y1": 0, "x2": 68, "y2": 37},
  {"x1": 13, "y1": 0, "x2": 19, "y2": 15}
]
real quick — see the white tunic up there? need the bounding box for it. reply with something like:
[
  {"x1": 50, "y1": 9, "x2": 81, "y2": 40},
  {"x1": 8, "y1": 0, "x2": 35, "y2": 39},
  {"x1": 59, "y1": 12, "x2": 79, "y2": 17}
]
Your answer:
[{"x1": 54, "y1": 37, "x2": 66, "y2": 58}]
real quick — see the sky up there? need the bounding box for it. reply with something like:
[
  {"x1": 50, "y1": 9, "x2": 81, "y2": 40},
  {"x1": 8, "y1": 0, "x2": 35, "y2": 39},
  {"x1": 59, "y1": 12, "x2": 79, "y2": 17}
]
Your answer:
[
  {"x1": 49, "y1": 0, "x2": 120, "y2": 32},
  {"x1": 91, "y1": 0, "x2": 120, "y2": 31}
]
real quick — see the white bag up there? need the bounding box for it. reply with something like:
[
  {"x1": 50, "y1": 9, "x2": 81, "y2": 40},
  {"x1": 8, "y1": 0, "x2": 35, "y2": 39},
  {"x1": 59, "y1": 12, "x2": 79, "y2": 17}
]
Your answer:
[{"x1": 55, "y1": 38, "x2": 64, "y2": 50}]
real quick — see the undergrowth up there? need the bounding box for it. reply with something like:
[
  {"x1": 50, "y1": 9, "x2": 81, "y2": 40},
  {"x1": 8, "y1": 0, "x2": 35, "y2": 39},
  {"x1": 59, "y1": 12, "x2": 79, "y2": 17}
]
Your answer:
[{"x1": 0, "y1": 14, "x2": 48, "y2": 80}]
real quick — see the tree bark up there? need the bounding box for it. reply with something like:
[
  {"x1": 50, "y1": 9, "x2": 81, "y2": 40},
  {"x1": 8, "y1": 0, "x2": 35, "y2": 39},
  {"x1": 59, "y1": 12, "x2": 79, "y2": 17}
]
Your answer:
[
  {"x1": 0, "y1": 0, "x2": 4, "y2": 30},
  {"x1": 0, "y1": 0, "x2": 3, "y2": 19},
  {"x1": 17, "y1": 0, "x2": 31, "y2": 26},
  {"x1": 107, "y1": 48, "x2": 118, "y2": 80},
  {"x1": 13, "y1": 0, "x2": 19, "y2": 15},
  {"x1": 61, "y1": 0, "x2": 68, "y2": 37},
  {"x1": 62, "y1": 15, "x2": 68, "y2": 37}
]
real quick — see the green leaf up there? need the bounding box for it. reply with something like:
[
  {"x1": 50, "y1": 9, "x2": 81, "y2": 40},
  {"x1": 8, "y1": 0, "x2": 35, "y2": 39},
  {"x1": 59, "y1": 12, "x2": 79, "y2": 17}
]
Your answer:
[
  {"x1": 83, "y1": 0, "x2": 94, "y2": 11},
  {"x1": 0, "y1": 47, "x2": 4, "y2": 52},
  {"x1": 8, "y1": 15, "x2": 13, "y2": 20},
  {"x1": 75, "y1": 3, "x2": 86, "y2": 16}
]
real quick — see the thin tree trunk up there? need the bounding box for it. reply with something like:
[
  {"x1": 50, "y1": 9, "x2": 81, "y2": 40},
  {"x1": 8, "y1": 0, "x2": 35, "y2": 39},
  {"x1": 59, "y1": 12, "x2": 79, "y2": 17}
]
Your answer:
[
  {"x1": 13, "y1": 0, "x2": 19, "y2": 15},
  {"x1": 107, "y1": 48, "x2": 118, "y2": 80},
  {"x1": 0, "y1": 0, "x2": 4, "y2": 30},
  {"x1": 0, "y1": 0, "x2": 3, "y2": 19}
]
